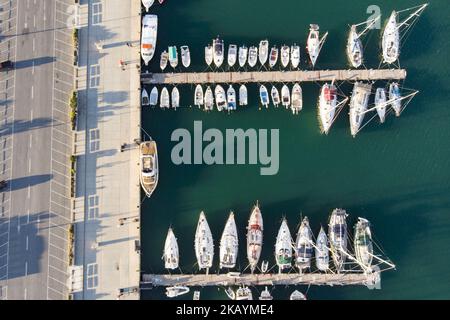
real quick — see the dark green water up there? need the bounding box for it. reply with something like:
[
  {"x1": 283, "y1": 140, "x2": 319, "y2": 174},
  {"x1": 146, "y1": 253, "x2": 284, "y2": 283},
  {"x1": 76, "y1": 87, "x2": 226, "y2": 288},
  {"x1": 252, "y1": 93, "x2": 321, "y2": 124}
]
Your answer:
[{"x1": 140, "y1": 0, "x2": 450, "y2": 300}]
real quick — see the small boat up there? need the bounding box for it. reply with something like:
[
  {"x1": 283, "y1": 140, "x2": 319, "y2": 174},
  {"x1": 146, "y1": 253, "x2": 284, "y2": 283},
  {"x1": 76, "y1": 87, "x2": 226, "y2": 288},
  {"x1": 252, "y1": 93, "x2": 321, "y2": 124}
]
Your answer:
[
  {"x1": 160, "y1": 87, "x2": 170, "y2": 108},
  {"x1": 171, "y1": 87, "x2": 180, "y2": 109},
  {"x1": 193, "y1": 291, "x2": 200, "y2": 300},
  {"x1": 236, "y1": 286, "x2": 253, "y2": 300},
  {"x1": 258, "y1": 40, "x2": 269, "y2": 66},
  {"x1": 248, "y1": 46, "x2": 258, "y2": 68},
  {"x1": 226, "y1": 85, "x2": 237, "y2": 111},
  {"x1": 228, "y1": 44, "x2": 237, "y2": 67},
  {"x1": 258, "y1": 287, "x2": 273, "y2": 300},
  {"x1": 275, "y1": 218, "x2": 293, "y2": 272},
  {"x1": 160, "y1": 50, "x2": 168, "y2": 71},
  {"x1": 291, "y1": 44, "x2": 300, "y2": 69},
  {"x1": 375, "y1": 88, "x2": 387, "y2": 123},
  {"x1": 204, "y1": 86, "x2": 214, "y2": 111},
  {"x1": 224, "y1": 287, "x2": 236, "y2": 300},
  {"x1": 142, "y1": 0, "x2": 154, "y2": 12},
  {"x1": 168, "y1": 46, "x2": 178, "y2": 68},
  {"x1": 354, "y1": 217, "x2": 373, "y2": 270},
  {"x1": 166, "y1": 286, "x2": 190, "y2": 298},
  {"x1": 259, "y1": 85, "x2": 269, "y2": 108},
  {"x1": 290, "y1": 290, "x2": 307, "y2": 300},
  {"x1": 219, "y1": 212, "x2": 239, "y2": 269},
  {"x1": 318, "y1": 82, "x2": 338, "y2": 134},
  {"x1": 389, "y1": 82, "x2": 402, "y2": 116},
  {"x1": 194, "y1": 84, "x2": 204, "y2": 107},
  {"x1": 180, "y1": 45, "x2": 191, "y2": 68},
  {"x1": 261, "y1": 260, "x2": 269, "y2": 273},
  {"x1": 306, "y1": 24, "x2": 328, "y2": 67},
  {"x1": 268, "y1": 46, "x2": 278, "y2": 68},
  {"x1": 280, "y1": 45, "x2": 290, "y2": 68},
  {"x1": 295, "y1": 217, "x2": 314, "y2": 270},
  {"x1": 271, "y1": 86, "x2": 280, "y2": 107},
  {"x1": 149, "y1": 87, "x2": 158, "y2": 106},
  {"x1": 140, "y1": 140, "x2": 158, "y2": 197},
  {"x1": 205, "y1": 44, "x2": 213, "y2": 66},
  {"x1": 328, "y1": 208, "x2": 348, "y2": 272},
  {"x1": 162, "y1": 228, "x2": 179, "y2": 270},
  {"x1": 347, "y1": 25, "x2": 363, "y2": 68},
  {"x1": 349, "y1": 82, "x2": 372, "y2": 137},
  {"x1": 215, "y1": 85, "x2": 227, "y2": 111},
  {"x1": 291, "y1": 83, "x2": 303, "y2": 115},
  {"x1": 194, "y1": 211, "x2": 214, "y2": 271},
  {"x1": 141, "y1": 15, "x2": 158, "y2": 65},
  {"x1": 281, "y1": 85, "x2": 290, "y2": 108},
  {"x1": 239, "y1": 84, "x2": 248, "y2": 106},
  {"x1": 315, "y1": 227, "x2": 329, "y2": 272},
  {"x1": 238, "y1": 45, "x2": 248, "y2": 68},
  {"x1": 141, "y1": 88, "x2": 150, "y2": 106},
  {"x1": 247, "y1": 202, "x2": 263, "y2": 273},
  {"x1": 213, "y1": 37, "x2": 224, "y2": 68}
]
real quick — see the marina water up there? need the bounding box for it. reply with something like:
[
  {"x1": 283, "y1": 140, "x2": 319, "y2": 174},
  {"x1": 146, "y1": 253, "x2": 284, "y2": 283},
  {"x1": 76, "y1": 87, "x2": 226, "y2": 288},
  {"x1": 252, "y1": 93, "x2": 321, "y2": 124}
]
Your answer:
[{"x1": 140, "y1": 0, "x2": 450, "y2": 300}]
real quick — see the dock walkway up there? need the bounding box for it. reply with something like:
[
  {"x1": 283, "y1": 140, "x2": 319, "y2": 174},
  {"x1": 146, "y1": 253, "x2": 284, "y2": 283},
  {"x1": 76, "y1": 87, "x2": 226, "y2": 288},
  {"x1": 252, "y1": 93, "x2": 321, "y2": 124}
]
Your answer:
[{"x1": 141, "y1": 69, "x2": 407, "y2": 85}]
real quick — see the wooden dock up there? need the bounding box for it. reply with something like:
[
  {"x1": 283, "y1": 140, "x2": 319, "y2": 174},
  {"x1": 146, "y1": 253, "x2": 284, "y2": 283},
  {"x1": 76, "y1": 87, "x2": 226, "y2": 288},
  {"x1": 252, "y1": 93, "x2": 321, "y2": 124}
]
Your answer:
[
  {"x1": 141, "y1": 69, "x2": 407, "y2": 85},
  {"x1": 141, "y1": 271, "x2": 381, "y2": 289}
]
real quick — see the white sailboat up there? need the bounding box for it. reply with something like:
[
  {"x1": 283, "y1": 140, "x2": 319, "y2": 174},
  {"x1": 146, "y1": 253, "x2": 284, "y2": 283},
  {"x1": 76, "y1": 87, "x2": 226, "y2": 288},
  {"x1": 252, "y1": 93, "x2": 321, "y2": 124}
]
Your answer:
[
  {"x1": 166, "y1": 286, "x2": 190, "y2": 298},
  {"x1": 205, "y1": 44, "x2": 213, "y2": 66},
  {"x1": 291, "y1": 44, "x2": 300, "y2": 69},
  {"x1": 281, "y1": 85, "x2": 290, "y2": 108},
  {"x1": 141, "y1": 15, "x2": 158, "y2": 65},
  {"x1": 328, "y1": 208, "x2": 348, "y2": 272},
  {"x1": 141, "y1": 0, "x2": 154, "y2": 12},
  {"x1": 248, "y1": 46, "x2": 258, "y2": 68},
  {"x1": 258, "y1": 287, "x2": 273, "y2": 300},
  {"x1": 194, "y1": 84, "x2": 204, "y2": 108},
  {"x1": 306, "y1": 24, "x2": 328, "y2": 67},
  {"x1": 295, "y1": 217, "x2": 314, "y2": 270},
  {"x1": 291, "y1": 83, "x2": 303, "y2": 115},
  {"x1": 318, "y1": 82, "x2": 338, "y2": 135},
  {"x1": 213, "y1": 37, "x2": 224, "y2": 68},
  {"x1": 215, "y1": 85, "x2": 227, "y2": 111},
  {"x1": 389, "y1": 82, "x2": 402, "y2": 116},
  {"x1": 238, "y1": 45, "x2": 248, "y2": 68},
  {"x1": 259, "y1": 85, "x2": 269, "y2": 108},
  {"x1": 219, "y1": 212, "x2": 239, "y2": 269},
  {"x1": 375, "y1": 87, "x2": 387, "y2": 123},
  {"x1": 269, "y1": 46, "x2": 278, "y2": 68},
  {"x1": 354, "y1": 217, "x2": 373, "y2": 270},
  {"x1": 228, "y1": 44, "x2": 237, "y2": 67},
  {"x1": 227, "y1": 85, "x2": 237, "y2": 111},
  {"x1": 194, "y1": 211, "x2": 214, "y2": 271},
  {"x1": 349, "y1": 82, "x2": 372, "y2": 137},
  {"x1": 162, "y1": 228, "x2": 179, "y2": 270},
  {"x1": 160, "y1": 87, "x2": 170, "y2": 108},
  {"x1": 141, "y1": 88, "x2": 150, "y2": 106},
  {"x1": 290, "y1": 290, "x2": 307, "y2": 300},
  {"x1": 280, "y1": 45, "x2": 290, "y2": 68},
  {"x1": 204, "y1": 86, "x2": 214, "y2": 111},
  {"x1": 258, "y1": 40, "x2": 269, "y2": 66},
  {"x1": 149, "y1": 87, "x2": 158, "y2": 106},
  {"x1": 239, "y1": 84, "x2": 248, "y2": 106},
  {"x1": 274, "y1": 218, "x2": 293, "y2": 272},
  {"x1": 168, "y1": 46, "x2": 178, "y2": 68},
  {"x1": 315, "y1": 226, "x2": 329, "y2": 272},
  {"x1": 347, "y1": 17, "x2": 380, "y2": 68},
  {"x1": 171, "y1": 87, "x2": 180, "y2": 109},
  {"x1": 271, "y1": 86, "x2": 280, "y2": 108},
  {"x1": 160, "y1": 50, "x2": 168, "y2": 71},
  {"x1": 180, "y1": 45, "x2": 191, "y2": 68},
  {"x1": 247, "y1": 202, "x2": 263, "y2": 273}
]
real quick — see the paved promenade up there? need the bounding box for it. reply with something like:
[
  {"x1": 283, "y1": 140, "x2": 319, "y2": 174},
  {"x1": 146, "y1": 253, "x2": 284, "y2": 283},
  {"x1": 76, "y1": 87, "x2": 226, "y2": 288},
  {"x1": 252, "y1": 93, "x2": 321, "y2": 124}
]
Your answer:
[{"x1": 73, "y1": 0, "x2": 141, "y2": 300}]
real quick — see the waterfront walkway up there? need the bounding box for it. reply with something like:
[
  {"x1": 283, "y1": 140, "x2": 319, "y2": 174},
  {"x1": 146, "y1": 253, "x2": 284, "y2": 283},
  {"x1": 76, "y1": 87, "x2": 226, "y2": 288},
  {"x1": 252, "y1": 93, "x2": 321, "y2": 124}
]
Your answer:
[
  {"x1": 72, "y1": 0, "x2": 141, "y2": 300},
  {"x1": 141, "y1": 69, "x2": 407, "y2": 84}
]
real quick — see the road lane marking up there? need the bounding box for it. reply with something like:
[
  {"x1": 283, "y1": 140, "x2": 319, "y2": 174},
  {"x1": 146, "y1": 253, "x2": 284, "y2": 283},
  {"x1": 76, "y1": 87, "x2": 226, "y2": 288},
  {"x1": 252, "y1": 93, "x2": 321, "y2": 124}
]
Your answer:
[
  {"x1": 27, "y1": 185, "x2": 31, "y2": 199},
  {"x1": 28, "y1": 158, "x2": 32, "y2": 173},
  {"x1": 32, "y1": 60, "x2": 35, "y2": 74},
  {"x1": 31, "y1": 85, "x2": 34, "y2": 99},
  {"x1": 25, "y1": 236, "x2": 29, "y2": 250},
  {"x1": 32, "y1": 38, "x2": 35, "y2": 52},
  {"x1": 24, "y1": 288, "x2": 27, "y2": 300},
  {"x1": 30, "y1": 109, "x2": 33, "y2": 122},
  {"x1": 29, "y1": 134, "x2": 32, "y2": 148},
  {"x1": 25, "y1": 262, "x2": 28, "y2": 276},
  {"x1": 27, "y1": 209, "x2": 30, "y2": 224},
  {"x1": 33, "y1": 15, "x2": 36, "y2": 28}
]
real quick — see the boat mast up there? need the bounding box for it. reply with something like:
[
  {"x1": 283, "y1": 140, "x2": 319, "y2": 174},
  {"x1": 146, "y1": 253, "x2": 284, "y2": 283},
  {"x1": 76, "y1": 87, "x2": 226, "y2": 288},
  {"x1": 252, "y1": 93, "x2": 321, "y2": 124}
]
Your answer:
[
  {"x1": 355, "y1": 16, "x2": 380, "y2": 38},
  {"x1": 396, "y1": 4, "x2": 429, "y2": 31},
  {"x1": 361, "y1": 90, "x2": 419, "y2": 115}
]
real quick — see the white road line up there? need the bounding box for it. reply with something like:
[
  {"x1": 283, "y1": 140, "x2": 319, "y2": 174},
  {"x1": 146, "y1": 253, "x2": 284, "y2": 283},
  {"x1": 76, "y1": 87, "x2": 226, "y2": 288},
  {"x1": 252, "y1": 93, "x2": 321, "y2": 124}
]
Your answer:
[
  {"x1": 32, "y1": 38, "x2": 35, "y2": 52},
  {"x1": 28, "y1": 158, "x2": 32, "y2": 173},
  {"x1": 30, "y1": 109, "x2": 33, "y2": 122},
  {"x1": 24, "y1": 288, "x2": 27, "y2": 300},
  {"x1": 29, "y1": 134, "x2": 32, "y2": 148},
  {"x1": 27, "y1": 209, "x2": 30, "y2": 224},
  {"x1": 33, "y1": 15, "x2": 36, "y2": 28},
  {"x1": 27, "y1": 185, "x2": 31, "y2": 198},
  {"x1": 32, "y1": 60, "x2": 35, "y2": 74},
  {"x1": 31, "y1": 85, "x2": 34, "y2": 99},
  {"x1": 25, "y1": 236, "x2": 29, "y2": 250},
  {"x1": 24, "y1": 261, "x2": 28, "y2": 276}
]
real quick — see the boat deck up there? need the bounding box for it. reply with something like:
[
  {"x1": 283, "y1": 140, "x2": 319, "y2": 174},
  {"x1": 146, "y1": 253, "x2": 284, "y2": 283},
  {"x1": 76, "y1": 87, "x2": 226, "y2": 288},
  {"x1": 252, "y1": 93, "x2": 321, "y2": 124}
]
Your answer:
[
  {"x1": 141, "y1": 69, "x2": 406, "y2": 85},
  {"x1": 141, "y1": 141, "x2": 156, "y2": 155}
]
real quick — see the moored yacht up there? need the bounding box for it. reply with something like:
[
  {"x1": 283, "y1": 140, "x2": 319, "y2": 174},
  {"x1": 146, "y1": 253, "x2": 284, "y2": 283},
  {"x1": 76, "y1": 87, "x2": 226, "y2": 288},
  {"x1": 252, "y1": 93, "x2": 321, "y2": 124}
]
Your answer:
[
  {"x1": 194, "y1": 211, "x2": 214, "y2": 271},
  {"x1": 194, "y1": 84, "x2": 204, "y2": 107},
  {"x1": 347, "y1": 25, "x2": 363, "y2": 68},
  {"x1": 258, "y1": 40, "x2": 269, "y2": 66},
  {"x1": 280, "y1": 45, "x2": 290, "y2": 68},
  {"x1": 248, "y1": 46, "x2": 258, "y2": 68},
  {"x1": 271, "y1": 86, "x2": 280, "y2": 107},
  {"x1": 349, "y1": 82, "x2": 372, "y2": 137},
  {"x1": 171, "y1": 87, "x2": 180, "y2": 109},
  {"x1": 141, "y1": 15, "x2": 158, "y2": 65},
  {"x1": 180, "y1": 45, "x2": 191, "y2": 68},
  {"x1": 166, "y1": 286, "x2": 190, "y2": 298},
  {"x1": 149, "y1": 87, "x2": 158, "y2": 106},
  {"x1": 389, "y1": 82, "x2": 402, "y2": 116},
  {"x1": 238, "y1": 45, "x2": 248, "y2": 68},
  {"x1": 291, "y1": 83, "x2": 303, "y2": 115},
  {"x1": 163, "y1": 228, "x2": 179, "y2": 270},
  {"x1": 204, "y1": 86, "x2": 214, "y2": 111},
  {"x1": 141, "y1": 88, "x2": 150, "y2": 106},
  {"x1": 315, "y1": 227, "x2": 329, "y2": 272},
  {"x1": 140, "y1": 140, "x2": 158, "y2": 198},
  {"x1": 160, "y1": 87, "x2": 170, "y2": 108},
  {"x1": 328, "y1": 208, "x2": 348, "y2": 272},
  {"x1": 295, "y1": 217, "x2": 314, "y2": 270},
  {"x1": 205, "y1": 44, "x2": 213, "y2": 66},
  {"x1": 306, "y1": 24, "x2": 328, "y2": 67},
  {"x1": 290, "y1": 290, "x2": 307, "y2": 300},
  {"x1": 259, "y1": 85, "x2": 269, "y2": 108},
  {"x1": 168, "y1": 46, "x2": 178, "y2": 68},
  {"x1": 228, "y1": 44, "x2": 237, "y2": 67},
  {"x1": 281, "y1": 85, "x2": 290, "y2": 108},
  {"x1": 318, "y1": 82, "x2": 338, "y2": 134},
  {"x1": 275, "y1": 218, "x2": 293, "y2": 272},
  {"x1": 227, "y1": 85, "x2": 237, "y2": 111},
  {"x1": 258, "y1": 287, "x2": 273, "y2": 300},
  {"x1": 160, "y1": 50, "x2": 168, "y2": 71},
  {"x1": 247, "y1": 202, "x2": 263, "y2": 273},
  {"x1": 215, "y1": 85, "x2": 227, "y2": 111},
  {"x1": 239, "y1": 84, "x2": 248, "y2": 106},
  {"x1": 375, "y1": 87, "x2": 387, "y2": 123},
  {"x1": 213, "y1": 37, "x2": 224, "y2": 68},
  {"x1": 291, "y1": 44, "x2": 300, "y2": 69},
  {"x1": 236, "y1": 286, "x2": 253, "y2": 300},
  {"x1": 354, "y1": 217, "x2": 373, "y2": 270},
  {"x1": 219, "y1": 212, "x2": 239, "y2": 269},
  {"x1": 269, "y1": 46, "x2": 278, "y2": 68},
  {"x1": 142, "y1": 0, "x2": 154, "y2": 12}
]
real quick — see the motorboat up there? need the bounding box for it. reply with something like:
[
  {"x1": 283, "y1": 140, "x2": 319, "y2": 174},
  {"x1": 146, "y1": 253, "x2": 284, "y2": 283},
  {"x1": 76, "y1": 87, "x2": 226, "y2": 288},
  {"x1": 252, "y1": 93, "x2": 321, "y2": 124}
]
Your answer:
[
  {"x1": 258, "y1": 40, "x2": 269, "y2": 66},
  {"x1": 315, "y1": 227, "x2": 329, "y2": 272},
  {"x1": 258, "y1": 287, "x2": 273, "y2": 300},
  {"x1": 225, "y1": 287, "x2": 236, "y2": 300},
  {"x1": 227, "y1": 85, "x2": 237, "y2": 111},
  {"x1": 290, "y1": 290, "x2": 307, "y2": 300},
  {"x1": 160, "y1": 87, "x2": 170, "y2": 108},
  {"x1": 228, "y1": 44, "x2": 237, "y2": 67},
  {"x1": 142, "y1": 0, "x2": 154, "y2": 12},
  {"x1": 354, "y1": 217, "x2": 373, "y2": 270},
  {"x1": 215, "y1": 85, "x2": 227, "y2": 111},
  {"x1": 259, "y1": 85, "x2": 269, "y2": 108},
  {"x1": 160, "y1": 50, "x2": 168, "y2": 71},
  {"x1": 291, "y1": 44, "x2": 300, "y2": 69},
  {"x1": 306, "y1": 24, "x2": 328, "y2": 67},
  {"x1": 180, "y1": 45, "x2": 191, "y2": 68},
  {"x1": 261, "y1": 261, "x2": 269, "y2": 273},
  {"x1": 291, "y1": 83, "x2": 303, "y2": 115},
  {"x1": 194, "y1": 84, "x2": 204, "y2": 107},
  {"x1": 140, "y1": 140, "x2": 158, "y2": 197},
  {"x1": 168, "y1": 46, "x2": 178, "y2": 68},
  {"x1": 236, "y1": 286, "x2": 253, "y2": 300},
  {"x1": 318, "y1": 82, "x2": 338, "y2": 134},
  {"x1": 141, "y1": 15, "x2": 158, "y2": 65},
  {"x1": 213, "y1": 37, "x2": 224, "y2": 68},
  {"x1": 204, "y1": 86, "x2": 214, "y2": 111},
  {"x1": 375, "y1": 87, "x2": 387, "y2": 123},
  {"x1": 248, "y1": 46, "x2": 258, "y2": 67},
  {"x1": 281, "y1": 85, "x2": 290, "y2": 108},
  {"x1": 389, "y1": 82, "x2": 401, "y2": 116},
  {"x1": 205, "y1": 44, "x2": 213, "y2": 66},
  {"x1": 141, "y1": 88, "x2": 150, "y2": 106},
  {"x1": 247, "y1": 202, "x2": 263, "y2": 273},
  {"x1": 271, "y1": 86, "x2": 280, "y2": 107},
  {"x1": 238, "y1": 45, "x2": 248, "y2": 68},
  {"x1": 219, "y1": 212, "x2": 239, "y2": 269},
  {"x1": 269, "y1": 46, "x2": 278, "y2": 68},
  {"x1": 162, "y1": 228, "x2": 179, "y2": 270},
  {"x1": 274, "y1": 218, "x2": 293, "y2": 272},
  {"x1": 171, "y1": 87, "x2": 180, "y2": 109},
  {"x1": 149, "y1": 87, "x2": 158, "y2": 106},
  {"x1": 295, "y1": 217, "x2": 314, "y2": 270},
  {"x1": 166, "y1": 286, "x2": 190, "y2": 298},
  {"x1": 349, "y1": 82, "x2": 372, "y2": 137},
  {"x1": 194, "y1": 211, "x2": 214, "y2": 270},
  {"x1": 193, "y1": 291, "x2": 200, "y2": 300},
  {"x1": 328, "y1": 208, "x2": 348, "y2": 272},
  {"x1": 239, "y1": 84, "x2": 248, "y2": 106},
  {"x1": 280, "y1": 45, "x2": 290, "y2": 68}
]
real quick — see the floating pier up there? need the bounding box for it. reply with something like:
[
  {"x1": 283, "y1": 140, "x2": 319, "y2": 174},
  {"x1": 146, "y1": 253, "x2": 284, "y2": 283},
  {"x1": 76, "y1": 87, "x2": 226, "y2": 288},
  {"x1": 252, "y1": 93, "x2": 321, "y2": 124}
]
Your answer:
[
  {"x1": 141, "y1": 270, "x2": 381, "y2": 289},
  {"x1": 141, "y1": 69, "x2": 407, "y2": 85}
]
